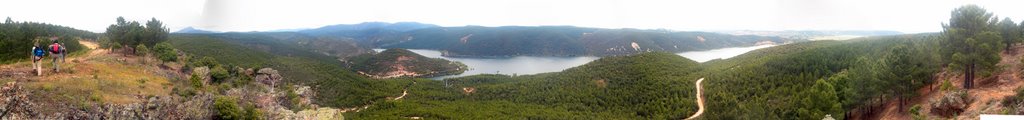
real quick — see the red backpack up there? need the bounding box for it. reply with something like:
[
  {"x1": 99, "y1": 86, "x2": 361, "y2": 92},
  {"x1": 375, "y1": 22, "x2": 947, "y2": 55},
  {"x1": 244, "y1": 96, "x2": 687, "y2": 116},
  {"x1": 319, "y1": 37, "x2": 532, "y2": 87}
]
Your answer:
[{"x1": 50, "y1": 43, "x2": 61, "y2": 53}]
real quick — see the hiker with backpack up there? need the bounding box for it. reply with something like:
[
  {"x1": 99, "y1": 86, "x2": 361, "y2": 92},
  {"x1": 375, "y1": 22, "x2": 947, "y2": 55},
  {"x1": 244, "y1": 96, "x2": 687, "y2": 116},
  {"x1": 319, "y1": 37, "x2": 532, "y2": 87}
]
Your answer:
[
  {"x1": 31, "y1": 41, "x2": 45, "y2": 76},
  {"x1": 48, "y1": 37, "x2": 65, "y2": 73}
]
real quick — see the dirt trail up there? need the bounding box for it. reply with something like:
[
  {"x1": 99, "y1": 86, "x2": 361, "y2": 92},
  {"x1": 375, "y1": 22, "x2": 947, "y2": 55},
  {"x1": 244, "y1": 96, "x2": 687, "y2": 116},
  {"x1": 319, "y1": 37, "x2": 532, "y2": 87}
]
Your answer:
[
  {"x1": 393, "y1": 90, "x2": 408, "y2": 100},
  {"x1": 875, "y1": 45, "x2": 1024, "y2": 120},
  {"x1": 685, "y1": 78, "x2": 705, "y2": 120},
  {"x1": 393, "y1": 81, "x2": 415, "y2": 100},
  {"x1": 79, "y1": 40, "x2": 104, "y2": 55}
]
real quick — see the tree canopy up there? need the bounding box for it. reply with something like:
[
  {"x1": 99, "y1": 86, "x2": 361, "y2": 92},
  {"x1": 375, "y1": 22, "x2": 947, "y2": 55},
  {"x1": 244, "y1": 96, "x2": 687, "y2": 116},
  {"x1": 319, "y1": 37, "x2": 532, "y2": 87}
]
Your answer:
[
  {"x1": 104, "y1": 17, "x2": 168, "y2": 55},
  {"x1": 942, "y1": 5, "x2": 1004, "y2": 89}
]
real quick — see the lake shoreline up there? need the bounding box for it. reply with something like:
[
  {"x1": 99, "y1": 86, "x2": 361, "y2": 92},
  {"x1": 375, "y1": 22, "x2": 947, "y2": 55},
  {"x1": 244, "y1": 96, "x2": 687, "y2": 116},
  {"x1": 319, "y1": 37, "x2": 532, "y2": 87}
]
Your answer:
[{"x1": 373, "y1": 45, "x2": 774, "y2": 79}]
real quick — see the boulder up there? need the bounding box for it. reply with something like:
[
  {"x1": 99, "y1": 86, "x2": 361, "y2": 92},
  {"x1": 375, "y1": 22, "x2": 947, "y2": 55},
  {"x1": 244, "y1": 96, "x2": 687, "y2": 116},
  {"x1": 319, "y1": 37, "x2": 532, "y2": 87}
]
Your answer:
[
  {"x1": 192, "y1": 67, "x2": 211, "y2": 84},
  {"x1": 930, "y1": 90, "x2": 969, "y2": 117},
  {"x1": 255, "y1": 68, "x2": 282, "y2": 87},
  {"x1": 244, "y1": 68, "x2": 255, "y2": 77}
]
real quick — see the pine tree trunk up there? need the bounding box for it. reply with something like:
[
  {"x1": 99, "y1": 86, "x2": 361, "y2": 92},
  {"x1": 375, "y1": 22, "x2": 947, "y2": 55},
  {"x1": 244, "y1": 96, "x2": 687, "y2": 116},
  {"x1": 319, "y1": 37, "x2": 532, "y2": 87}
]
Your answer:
[
  {"x1": 969, "y1": 64, "x2": 975, "y2": 89},
  {"x1": 964, "y1": 64, "x2": 973, "y2": 89},
  {"x1": 966, "y1": 64, "x2": 974, "y2": 88},
  {"x1": 898, "y1": 96, "x2": 904, "y2": 111},
  {"x1": 1007, "y1": 44, "x2": 1012, "y2": 53}
]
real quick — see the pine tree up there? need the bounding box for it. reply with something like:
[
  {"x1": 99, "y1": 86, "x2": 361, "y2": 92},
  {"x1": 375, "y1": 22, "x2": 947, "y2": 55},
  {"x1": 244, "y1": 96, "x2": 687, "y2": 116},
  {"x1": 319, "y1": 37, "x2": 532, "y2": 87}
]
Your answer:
[
  {"x1": 143, "y1": 18, "x2": 168, "y2": 47},
  {"x1": 942, "y1": 5, "x2": 1003, "y2": 89},
  {"x1": 998, "y1": 18, "x2": 1020, "y2": 51},
  {"x1": 797, "y1": 79, "x2": 843, "y2": 120}
]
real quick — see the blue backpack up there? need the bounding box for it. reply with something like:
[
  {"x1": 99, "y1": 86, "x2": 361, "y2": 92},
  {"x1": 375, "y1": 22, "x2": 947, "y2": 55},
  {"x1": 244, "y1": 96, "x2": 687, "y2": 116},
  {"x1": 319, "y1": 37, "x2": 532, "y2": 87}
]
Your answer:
[{"x1": 33, "y1": 47, "x2": 45, "y2": 56}]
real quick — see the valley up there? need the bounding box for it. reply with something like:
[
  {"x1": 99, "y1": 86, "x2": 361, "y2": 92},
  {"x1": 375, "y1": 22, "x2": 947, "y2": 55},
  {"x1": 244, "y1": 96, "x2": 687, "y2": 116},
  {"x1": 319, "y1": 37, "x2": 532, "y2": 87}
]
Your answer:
[{"x1": 2, "y1": 2, "x2": 1024, "y2": 120}]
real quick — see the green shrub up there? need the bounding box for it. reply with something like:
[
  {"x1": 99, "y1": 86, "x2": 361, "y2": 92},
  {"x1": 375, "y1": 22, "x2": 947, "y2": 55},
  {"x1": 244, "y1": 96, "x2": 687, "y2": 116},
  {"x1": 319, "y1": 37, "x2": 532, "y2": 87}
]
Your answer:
[
  {"x1": 232, "y1": 73, "x2": 253, "y2": 87},
  {"x1": 909, "y1": 104, "x2": 924, "y2": 120},
  {"x1": 940, "y1": 79, "x2": 955, "y2": 91},
  {"x1": 153, "y1": 42, "x2": 177, "y2": 62},
  {"x1": 210, "y1": 66, "x2": 229, "y2": 83},
  {"x1": 213, "y1": 96, "x2": 263, "y2": 120},
  {"x1": 135, "y1": 44, "x2": 149, "y2": 56},
  {"x1": 243, "y1": 104, "x2": 263, "y2": 120},
  {"x1": 190, "y1": 56, "x2": 220, "y2": 69},
  {"x1": 213, "y1": 96, "x2": 243, "y2": 120},
  {"x1": 172, "y1": 87, "x2": 197, "y2": 97},
  {"x1": 190, "y1": 73, "x2": 204, "y2": 89},
  {"x1": 1002, "y1": 87, "x2": 1024, "y2": 114}
]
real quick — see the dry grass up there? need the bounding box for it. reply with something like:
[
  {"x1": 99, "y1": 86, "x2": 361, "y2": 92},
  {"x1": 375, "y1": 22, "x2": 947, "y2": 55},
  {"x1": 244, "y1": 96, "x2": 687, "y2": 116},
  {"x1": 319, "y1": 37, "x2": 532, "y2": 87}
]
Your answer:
[
  {"x1": 25, "y1": 56, "x2": 173, "y2": 104},
  {"x1": 2, "y1": 40, "x2": 178, "y2": 105}
]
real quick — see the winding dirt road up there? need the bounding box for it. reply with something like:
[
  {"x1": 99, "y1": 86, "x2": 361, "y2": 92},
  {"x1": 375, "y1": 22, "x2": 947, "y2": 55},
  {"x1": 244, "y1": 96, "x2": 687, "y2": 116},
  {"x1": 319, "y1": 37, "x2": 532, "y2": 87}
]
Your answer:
[
  {"x1": 685, "y1": 78, "x2": 705, "y2": 120},
  {"x1": 392, "y1": 90, "x2": 408, "y2": 100}
]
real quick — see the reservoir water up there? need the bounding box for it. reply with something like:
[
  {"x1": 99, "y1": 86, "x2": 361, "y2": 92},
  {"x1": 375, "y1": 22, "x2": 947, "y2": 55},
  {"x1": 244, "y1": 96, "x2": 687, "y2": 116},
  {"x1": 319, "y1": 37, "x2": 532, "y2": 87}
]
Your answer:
[
  {"x1": 373, "y1": 49, "x2": 600, "y2": 79},
  {"x1": 376, "y1": 45, "x2": 773, "y2": 79},
  {"x1": 676, "y1": 45, "x2": 775, "y2": 62}
]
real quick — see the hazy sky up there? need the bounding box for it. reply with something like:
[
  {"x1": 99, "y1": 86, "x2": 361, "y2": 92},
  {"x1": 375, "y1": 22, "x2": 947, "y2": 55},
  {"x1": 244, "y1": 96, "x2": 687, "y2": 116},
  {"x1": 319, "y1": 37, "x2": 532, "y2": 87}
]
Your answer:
[{"x1": 1, "y1": 0, "x2": 1022, "y2": 33}]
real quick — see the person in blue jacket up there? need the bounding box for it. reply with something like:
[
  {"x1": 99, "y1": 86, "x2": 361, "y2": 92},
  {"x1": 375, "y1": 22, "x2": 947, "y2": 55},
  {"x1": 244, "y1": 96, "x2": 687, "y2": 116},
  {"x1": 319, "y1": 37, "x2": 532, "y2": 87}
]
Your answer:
[{"x1": 31, "y1": 41, "x2": 45, "y2": 76}]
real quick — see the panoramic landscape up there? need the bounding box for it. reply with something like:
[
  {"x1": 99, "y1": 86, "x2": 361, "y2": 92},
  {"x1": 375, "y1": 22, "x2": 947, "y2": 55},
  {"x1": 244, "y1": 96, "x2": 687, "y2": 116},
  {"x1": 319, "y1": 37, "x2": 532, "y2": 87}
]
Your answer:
[{"x1": 2, "y1": 0, "x2": 1024, "y2": 119}]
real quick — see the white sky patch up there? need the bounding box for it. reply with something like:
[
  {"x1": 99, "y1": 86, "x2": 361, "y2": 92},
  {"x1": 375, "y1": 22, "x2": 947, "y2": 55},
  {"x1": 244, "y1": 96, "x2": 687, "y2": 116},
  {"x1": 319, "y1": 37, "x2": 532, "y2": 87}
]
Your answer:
[{"x1": 0, "y1": 0, "x2": 1022, "y2": 33}]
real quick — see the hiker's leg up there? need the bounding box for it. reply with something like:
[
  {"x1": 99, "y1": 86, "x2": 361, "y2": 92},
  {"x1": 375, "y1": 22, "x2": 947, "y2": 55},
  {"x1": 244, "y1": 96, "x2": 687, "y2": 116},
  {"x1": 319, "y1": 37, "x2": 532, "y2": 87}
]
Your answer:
[
  {"x1": 33, "y1": 60, "x2": 41, "y2": 76},
  {"x1": 54, "y1": 55, "x2": 60, "y2": 72},
  {"x1": 54, "y1": 59, "x2": 59, "y2": 72}
]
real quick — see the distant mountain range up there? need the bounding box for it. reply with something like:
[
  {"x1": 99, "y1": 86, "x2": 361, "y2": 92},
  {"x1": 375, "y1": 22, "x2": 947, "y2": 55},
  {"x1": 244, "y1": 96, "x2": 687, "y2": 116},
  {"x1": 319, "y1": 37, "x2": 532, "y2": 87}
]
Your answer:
[
  {"x1": 300, "y1": 22, "x2": 440, "y2": 33},
  {"x1": 173, "y1": 27, "x2": 218, "y2": 33}
]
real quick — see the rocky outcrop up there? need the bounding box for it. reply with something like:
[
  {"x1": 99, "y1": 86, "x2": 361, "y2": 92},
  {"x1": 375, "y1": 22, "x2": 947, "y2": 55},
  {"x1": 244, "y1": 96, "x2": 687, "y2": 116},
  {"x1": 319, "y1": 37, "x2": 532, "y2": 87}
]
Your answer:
[
  {"x1": 0, "y1": 82, "x2": 35, "y2": 119},
  {"x1": 290, "y1": 86, "x2": 315, "y2": 109},
  {"x1": 192, "y1": 66, "x2": 211, "y2": 84},
  {"x1": 931, "y1": 90, "x2": 970, "y2": 117},
  {"x1": 0, "y1": 82, "x2": 216, "y2": 119},
  {"x1": 255, "y1": 68, "x2": 282, "y2": 88}
]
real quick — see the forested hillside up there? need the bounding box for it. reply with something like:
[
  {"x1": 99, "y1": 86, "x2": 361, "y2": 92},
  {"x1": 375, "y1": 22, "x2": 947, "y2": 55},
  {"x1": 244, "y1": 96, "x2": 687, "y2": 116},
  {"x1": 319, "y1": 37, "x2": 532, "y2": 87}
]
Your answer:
[
  {"x1": 348, "y1": 49, "x2": 466, "y2": 78},
  {"x1": 698, "y1": 34, "x2": 943, "y2": 119},
  {"x1": 167, "y1": 33, "x2": 408, "y2": 107}
]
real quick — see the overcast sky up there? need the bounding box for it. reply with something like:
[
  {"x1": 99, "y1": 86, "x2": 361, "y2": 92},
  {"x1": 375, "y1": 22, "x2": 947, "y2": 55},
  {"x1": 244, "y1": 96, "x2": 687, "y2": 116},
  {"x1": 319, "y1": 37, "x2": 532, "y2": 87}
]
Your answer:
[{"x1": 1, "y1": 0, "x2": 1022, "y2": 33}]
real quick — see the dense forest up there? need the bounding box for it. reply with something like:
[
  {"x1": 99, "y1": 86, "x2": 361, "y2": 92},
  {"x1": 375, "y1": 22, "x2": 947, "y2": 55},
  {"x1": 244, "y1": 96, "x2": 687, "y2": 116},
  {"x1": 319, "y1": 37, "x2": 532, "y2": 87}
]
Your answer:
[
  {"x1": 0, "y1": 17, "x2": 96, "y2": 63},
  {"x1": 698, "y1": 34, "x2": 943, "y2": 119},
  {"x1": 348, "y1": 49, "x2": 467, "y2": 78}
]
